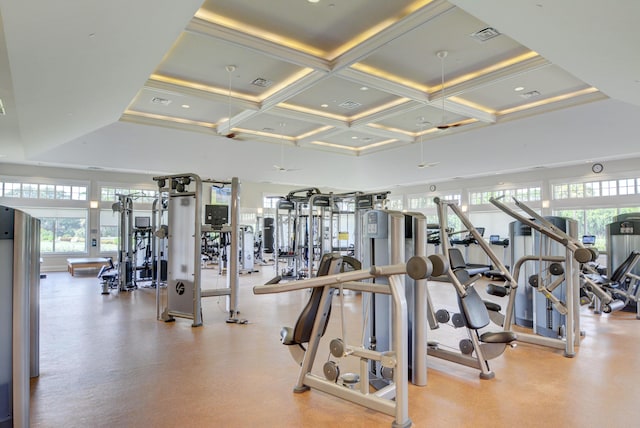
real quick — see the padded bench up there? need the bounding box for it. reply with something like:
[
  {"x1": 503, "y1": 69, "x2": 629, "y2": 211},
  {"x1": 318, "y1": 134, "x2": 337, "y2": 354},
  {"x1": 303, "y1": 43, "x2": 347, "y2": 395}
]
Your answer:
[{"x1": 67, "y1": 257, "x2": 111, "y2": 276}]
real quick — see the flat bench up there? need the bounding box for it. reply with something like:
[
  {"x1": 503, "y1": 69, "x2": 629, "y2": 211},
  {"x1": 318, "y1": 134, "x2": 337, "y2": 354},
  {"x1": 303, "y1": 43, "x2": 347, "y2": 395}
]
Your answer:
[{"x1": 67, "y1": 257, "x2": 111, "y2": 276}]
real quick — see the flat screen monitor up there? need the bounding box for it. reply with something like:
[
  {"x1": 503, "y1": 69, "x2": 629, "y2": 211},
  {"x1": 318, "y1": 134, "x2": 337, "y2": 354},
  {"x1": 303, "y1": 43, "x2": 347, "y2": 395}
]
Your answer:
[
  {"x1": 134, "y1": 216, "x2": 150, "y2": 228},
  {"x1": 489, "y1": 234, "x2": 500, "y2": 244},
  {"x1": 476, "y1": 227, "x2": 485, "y2": 237},
  {"x1": 205, "y1": 204, "x2": 229, "y2": 228},
  {"x1": 582, "y1": 235, "x2": 596, "y2": 245}
]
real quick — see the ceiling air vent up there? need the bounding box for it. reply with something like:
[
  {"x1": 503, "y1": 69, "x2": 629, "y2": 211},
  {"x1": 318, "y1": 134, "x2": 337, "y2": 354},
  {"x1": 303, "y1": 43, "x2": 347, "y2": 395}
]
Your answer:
[
  {"x1": 251, "y1": 77, "x2": 273, "y2": 88},
  {"x1": 338, "y1": 100, "x2": 362, "y2": 109},
  {"x1": 470, "y1": 27, "x2": 501, "y2": 42},
  {"x1": 520, "y1": 90, "x2": 541, "y2": 99},
  {"x1": 151, "y1": 97, "x2": 172, "y2": 106}
]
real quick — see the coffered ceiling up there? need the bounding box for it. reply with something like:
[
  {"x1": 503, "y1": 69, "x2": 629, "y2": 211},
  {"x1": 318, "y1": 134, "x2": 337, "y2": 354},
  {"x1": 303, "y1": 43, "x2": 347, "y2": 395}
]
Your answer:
[
  {"x1": 1, "y1": 0, "x2": 639, "y2": 189},
  {"x1": 123, "y1": 0, "x2": 603, "y2": 154}
]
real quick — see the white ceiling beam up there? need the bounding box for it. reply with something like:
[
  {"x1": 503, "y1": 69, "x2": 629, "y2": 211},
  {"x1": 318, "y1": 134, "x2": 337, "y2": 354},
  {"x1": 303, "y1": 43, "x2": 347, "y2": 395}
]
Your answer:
[
  {"x1": 351, "y1": 124, "x2": 414, "y2": 142},
  {"x1": 259, "y1": 70, "x2": 329, "y2": 110},
  {"x1": 186, "y1": 18, "x2": 331, "y2": 72},
  {"x1": 350, "y1": 100, "x2": 423, "y2": 128},
  {"x1": 269, "y1": 105, "x2": 348, "y2": 129},
  {"x1": 433, "y1": 56, "x2": 551, "y2": 100},
  {"x1": 338, "y1": 67, "x2": 428, "y2": 102},
  {"x1": 429, "y1": 99, "x2": 496, "y2": 123},
  {"x1": 496, "y1": 90, "x2": 607, "y2": 124},
  {"x1": 330, "y1": 0, "x2": 456, "y2": 70},
  {"x1": 144, "y1": 78, "x2": 261, "y2": 110}
]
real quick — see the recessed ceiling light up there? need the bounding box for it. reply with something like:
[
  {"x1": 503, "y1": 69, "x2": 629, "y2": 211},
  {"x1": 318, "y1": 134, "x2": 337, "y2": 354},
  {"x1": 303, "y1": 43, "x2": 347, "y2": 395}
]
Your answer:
[
  {"x1": 181, "y1": 104, "x2": 190, "y2": 109},
  {"x1": 360, "y1": 86, "x2": 369, "y2": 91},
  {"x1": 351, "y1": 136, "x2": 358, "y2": 139},
  {"x1": 308, "y1": 0, "x2": 320, "y2": 3},
  {"x1": 514, "y1": 86, "x2": 524, "y2": 92},
  {"x1": 321, "y1": 103, "x2": 328, "y2": 108}
]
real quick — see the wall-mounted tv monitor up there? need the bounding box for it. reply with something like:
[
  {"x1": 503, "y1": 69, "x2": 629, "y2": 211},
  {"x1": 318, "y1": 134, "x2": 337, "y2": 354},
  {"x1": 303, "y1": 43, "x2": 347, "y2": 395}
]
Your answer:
[
  {"x1": 134, "y1": 216, "x2": 151, "y2": 228},
  {"x1": 205, "y1": 205, "x2": 229, "y2": 228}
]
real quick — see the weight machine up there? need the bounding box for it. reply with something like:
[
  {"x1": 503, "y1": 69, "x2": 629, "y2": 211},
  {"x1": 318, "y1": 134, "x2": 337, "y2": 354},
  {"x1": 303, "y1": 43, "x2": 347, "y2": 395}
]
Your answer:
[
  {"x1": 104, "y1": 194, "x2": 166, "y2": 294},
  {"x1": 490, "y1": 196, "x2": 613, "y2": 357},
  {"x1": 0, "y1": 206, "x2": 40, "y2": 428},
  {"x1": 255, "y1": 250, "x2": 447, "y2": 428},
  {"x1": 153, "y1": 174, "x2": 242, "y2": 326},
  {"x1": 274, "y1": 189, "x2": 390, "y2": 281},
  {"x1": 432, "y1": 198, "x2": 517, "y2": 378}
]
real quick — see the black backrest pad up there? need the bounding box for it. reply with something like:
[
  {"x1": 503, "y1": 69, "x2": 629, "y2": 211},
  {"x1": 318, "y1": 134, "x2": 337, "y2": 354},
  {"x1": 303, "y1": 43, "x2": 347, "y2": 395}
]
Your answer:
[
  {"x1": 293, "y1": 254, "x2": 343, "y2": 344},
  {"x1": 449, "y1": 248, "x2": 467, "y2": 270},
  {"x1": 610, "y1": 251, "x2": 640, "y2": 283},
  {"x1": 457, "y1": 287, "x2": 490, "y2": 330}
]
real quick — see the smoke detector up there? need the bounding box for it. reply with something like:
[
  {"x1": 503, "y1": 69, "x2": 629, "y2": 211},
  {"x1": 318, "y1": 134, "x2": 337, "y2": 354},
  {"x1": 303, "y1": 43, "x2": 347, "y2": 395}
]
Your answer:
[
  {"x1": 520, "y1": 90, "x2": 541, "y2": 99},
  {"x1": 338, "y1": 100, "x2": 362, "y2": 109},
  {"x1": 151, "y1": 97, "x2": 172, "y2": 106},
  {"x1": 251, "y1": 77, "x2": 273, "y2": 88}
]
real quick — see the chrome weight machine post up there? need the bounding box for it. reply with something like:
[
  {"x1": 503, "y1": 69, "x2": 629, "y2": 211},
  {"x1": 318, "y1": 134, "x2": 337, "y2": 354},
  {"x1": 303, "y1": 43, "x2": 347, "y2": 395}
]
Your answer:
[{"x1": 227, "y1": 177, "x2": 240, "y2": 320}]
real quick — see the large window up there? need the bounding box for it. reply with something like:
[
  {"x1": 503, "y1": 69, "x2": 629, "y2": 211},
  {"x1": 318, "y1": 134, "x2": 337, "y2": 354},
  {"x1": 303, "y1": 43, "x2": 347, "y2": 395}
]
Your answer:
[
  {"x1": 470, "y1": 186, "x2": 540, "y2": 205},
  {"x1": 386, "y1": 196, "x2": 403, "y2": 210},
  {"x1": 552, "y1": 176, "x2": 639, "y2": 200},
  {"x1": 100, "y1": 186, "x2": 156, "y2": 203},
  {"x1": 22, "y1": 208, "x2": 88, "y2": 253},
  {"x1": 100, "y1": 210, "x2": 119, "y2": 252},
  {"x1": 552, "y1": 207, "x2": 639, "y2": 248},
  {"x1": 0, "y1": 180, "x2": 87, "y2": 200}
]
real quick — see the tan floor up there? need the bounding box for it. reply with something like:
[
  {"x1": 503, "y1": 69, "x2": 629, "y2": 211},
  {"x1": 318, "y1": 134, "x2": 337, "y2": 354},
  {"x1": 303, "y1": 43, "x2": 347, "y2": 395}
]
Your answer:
[{"x1": 31, "y1": 266, "x2": 640, "y2": 428}]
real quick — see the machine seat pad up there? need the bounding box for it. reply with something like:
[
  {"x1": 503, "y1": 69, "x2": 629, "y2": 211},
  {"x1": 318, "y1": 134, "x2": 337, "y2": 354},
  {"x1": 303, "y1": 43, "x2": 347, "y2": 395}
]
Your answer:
[
  {"x1": 483, "y1": 301, "x2": 502, "y2": 312},
  {"x1": 458, "y1": 287, "x2": 490, "y2": 329},
  {"x1": 480, "y1": 331, "x2": 517, "y2": 344},
  {"x1": 487, "y1": 283, "x2": 508, "y2": 297},
  {"x1": 280, "y1": 326, "x2": 295, "y2": 345}
]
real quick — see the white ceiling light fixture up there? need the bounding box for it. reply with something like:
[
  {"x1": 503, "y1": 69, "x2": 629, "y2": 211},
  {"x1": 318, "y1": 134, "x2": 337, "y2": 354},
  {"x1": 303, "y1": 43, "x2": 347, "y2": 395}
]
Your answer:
[
  {"x1": 436, "y1": 51, "x2": 450, "y2": 130},
  {"x1": 416, "y1": 118, "x2": 438, "y2": 169},
  {"x1": 435, "y1": 50, "x2": 464, "y2": 131},
  {"x1": 273, "y1": 122, "x2": 300, "y2": 172},
  {"x1": 221, "y1": 65, "x2": 236, "y2": 138}
]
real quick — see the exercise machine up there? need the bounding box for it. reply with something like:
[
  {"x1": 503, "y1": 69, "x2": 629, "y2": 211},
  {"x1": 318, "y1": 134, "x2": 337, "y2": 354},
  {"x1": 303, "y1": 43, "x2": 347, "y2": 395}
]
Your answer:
[
  {"x1": 0, "y1": 206, "x2": 40, "y2": 428},
  {"x1": 490, "y1": 197, "x2": 613, "y2": 357},
  {"x1": 254, "y1": 253, "x2": 447, "y2": 428},
  {"x1": 604, "y1": 214, "x2": 640, "y2": 312},
  {"x1": 111, "y1": 193, "x2": 135, "y2": 292},
  {"x1": 274, "y1": 189, "x2": 390, "y2": 281},
  {"x1": 153, "y1": 174, "x2": 242, "y2": 326},
  {"x1": 432, "y1": 198, "x2": 517, "y2": 378},
  {"x1": 360, "y1": 209, "x2": 428, "y2": 386}
]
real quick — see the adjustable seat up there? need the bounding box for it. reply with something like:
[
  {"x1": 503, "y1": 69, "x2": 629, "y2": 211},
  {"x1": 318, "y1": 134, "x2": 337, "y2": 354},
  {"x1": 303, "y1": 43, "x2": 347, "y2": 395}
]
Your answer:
[
  {"x1": 98, "y1": 257, "x2": 118, "y2": 295},
  {"x1": 279, "y1": 254, "x2": 345, "y2": 364},
  {"x1": 449, "y1": 248, "x2": 505, "y2": 324}
]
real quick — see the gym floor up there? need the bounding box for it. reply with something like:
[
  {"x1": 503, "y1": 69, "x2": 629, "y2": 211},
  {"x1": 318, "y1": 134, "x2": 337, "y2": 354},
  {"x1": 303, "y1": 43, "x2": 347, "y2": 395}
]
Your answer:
[{"x1": 31, "y1": 265, "x2": 640, "y2": 427}]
